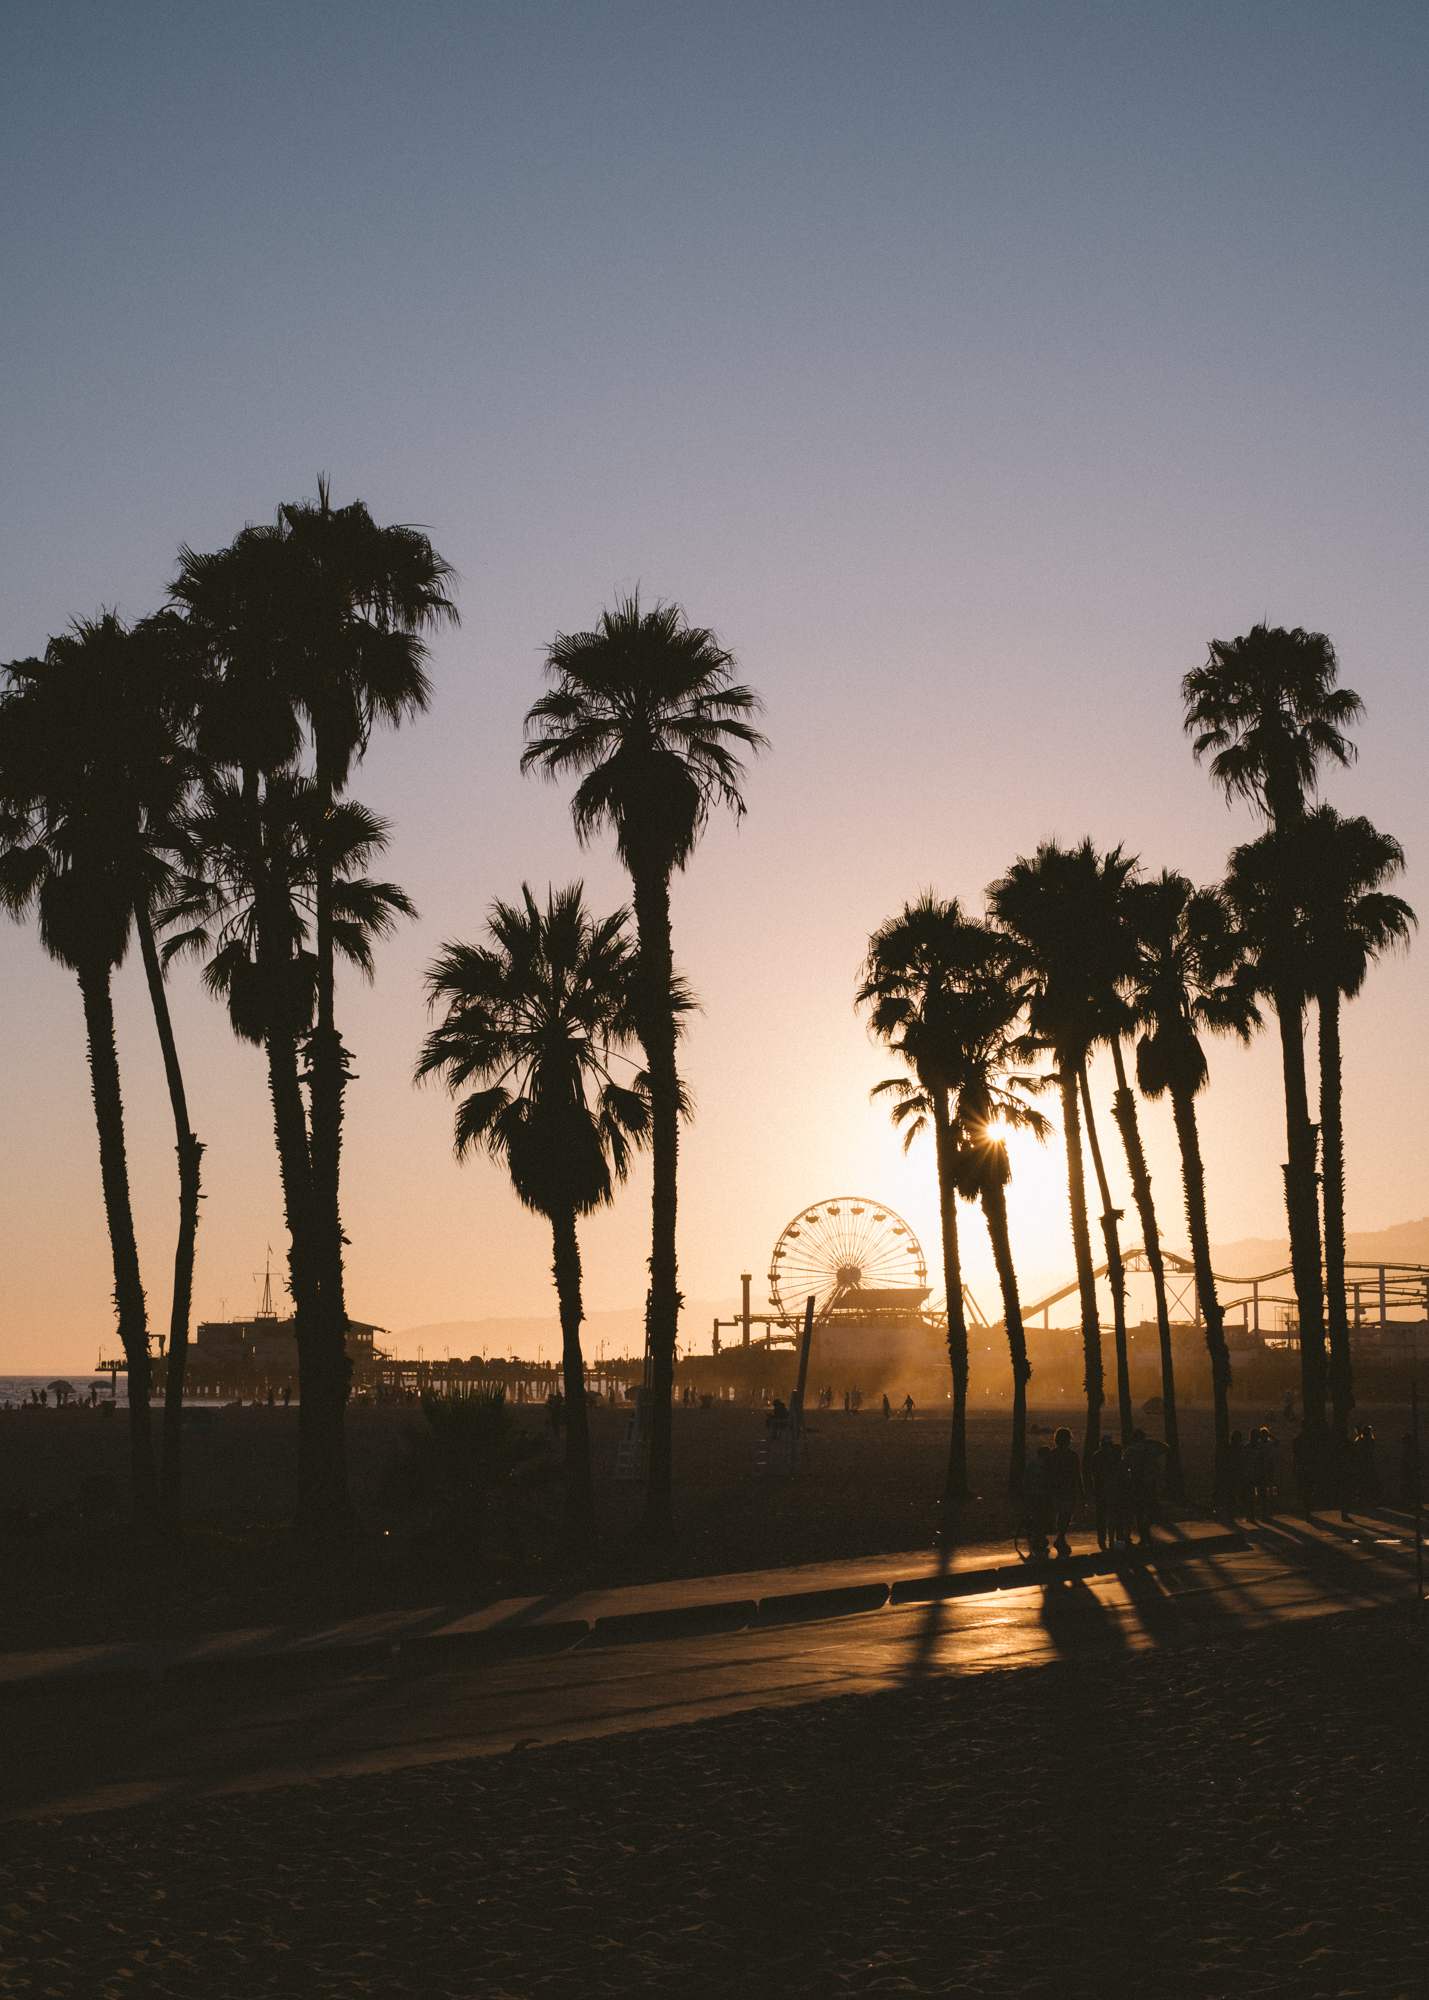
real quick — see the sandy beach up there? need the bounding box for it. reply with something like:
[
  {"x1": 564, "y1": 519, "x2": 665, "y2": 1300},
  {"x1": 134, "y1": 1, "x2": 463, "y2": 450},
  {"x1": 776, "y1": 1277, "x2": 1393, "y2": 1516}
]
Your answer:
[{"x1": 4, "y1": 1604, "x2": 1423, "y2": 1997}]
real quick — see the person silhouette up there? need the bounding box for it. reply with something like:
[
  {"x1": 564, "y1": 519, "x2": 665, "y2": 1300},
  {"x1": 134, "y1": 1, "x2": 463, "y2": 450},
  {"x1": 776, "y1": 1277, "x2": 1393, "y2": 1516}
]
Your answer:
[
  {"x1": 1047, "y1": 1427, "x2": 1082, "y2": 1555},
  {"x1": 1089, "y1": 1436, "x2": 1122, "y2": 1551},
  {"x1": 1123, "y1": 1428, "x2": 1165, "y2": 1545}
]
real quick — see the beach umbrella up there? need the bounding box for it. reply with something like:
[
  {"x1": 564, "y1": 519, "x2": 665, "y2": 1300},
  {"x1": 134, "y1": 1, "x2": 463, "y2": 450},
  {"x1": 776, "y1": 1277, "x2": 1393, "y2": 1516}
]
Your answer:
[{"x1": 47, "y1": 1379, "x2": 75, "y2": 1405}]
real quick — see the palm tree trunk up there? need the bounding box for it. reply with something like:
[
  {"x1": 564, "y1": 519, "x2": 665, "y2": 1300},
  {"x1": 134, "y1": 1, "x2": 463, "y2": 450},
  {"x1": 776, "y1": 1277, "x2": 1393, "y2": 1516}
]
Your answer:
[
  {"x1": 265, "y1": 1007, "x2": 336, "y2": 1528},
  {"x1": 305, "y1": 766, "x2": 354, "y2": 1528},
  {"x1": 1059, "y1": 1066, "x2": 1103, "y2": 1464},
  {"x1": 1274, "y1": 984, "x2": 1327, "y2": 1434},
  {"x1": 1318, "y1": 988, "x2": 1354, "y2": 1439},
  {"x1": 549, "y1": 1206, "x2": 595, "y2": 1533},
  {"x1": 1080, "y1": 1064, "x2": 1131, "y2": 1442},
  {"x1": 135, "y1": 901, "x2": 204, "y2": 1535},
  {"x1": 932, "y1": 1100, "x2": 969, "y2": 1515},
  {"x1": 250, "y1": 814, "x2": 336, "y2": 1532},
  {"x1": 1169, "y1": 1082, "x2": 1231, "y2": 1506},
  {"x1": 981, "y1": 1174, "x2": 1029, "y2": 1496},
  {"x1": 631, "y1": 865, "x2": 680, "y2": 1535},
  {"x1": 1109, "y1": 1038, "x2": 1182, "y2": 1494},
  {"x1": 78, "y1": 963, "x2": 157, "y2": 1526}
]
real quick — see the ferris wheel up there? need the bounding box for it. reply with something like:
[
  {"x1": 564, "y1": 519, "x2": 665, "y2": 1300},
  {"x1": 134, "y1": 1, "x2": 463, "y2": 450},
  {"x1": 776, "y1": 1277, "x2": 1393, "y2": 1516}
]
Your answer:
[{"x1": 767, "y1": 1196, "x2": 929, "y2": 1323}]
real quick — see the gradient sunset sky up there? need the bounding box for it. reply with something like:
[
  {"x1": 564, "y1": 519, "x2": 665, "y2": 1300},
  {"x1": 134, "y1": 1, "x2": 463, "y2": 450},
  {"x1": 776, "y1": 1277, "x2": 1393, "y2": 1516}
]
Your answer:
[{"x1": 3, "y1": 2, "x2": 1426, "y2": 1369}]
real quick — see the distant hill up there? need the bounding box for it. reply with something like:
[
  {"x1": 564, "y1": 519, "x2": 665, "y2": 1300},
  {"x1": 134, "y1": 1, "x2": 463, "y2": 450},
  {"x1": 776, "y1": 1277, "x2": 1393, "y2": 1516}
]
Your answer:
[
  {"x1": 1210, "y1": 1217, "x2": 1429, "y2": 1276},
  {"x1": 392, "y1": 1300, "x2": 726, "y2": 1361},
  {"x1": 395, "y1": 1220, "x2": 1429, "y2": 1356}
]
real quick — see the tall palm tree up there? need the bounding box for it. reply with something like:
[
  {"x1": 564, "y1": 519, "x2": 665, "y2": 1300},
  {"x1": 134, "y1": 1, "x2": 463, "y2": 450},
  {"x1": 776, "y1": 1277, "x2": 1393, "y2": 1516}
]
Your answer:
[
  {"x1": 1224, "y1": 829, "x2": 1332, "y2": 1431},
  {"x1": 1126, "y1": 872, "x2": 1257, "y2": 1501},
  {"x1": 1274, "y1": 809, "x2": 1414, "y2": 1437},
  {"x1": 990, "y1": 841, "x2": 1136, "y2": 1457},
  {"x1": 859, "y1": 896, "x2": 981, "y2": 1515},
  {"x1": 862, "y1": 904, "x2": 1049, "y2": 1504},
  {"x1": 416, "y1": 885, "x2": 651, "y2": 1531},
  {"x1": 1182, "y1": 623, "x2": 1363, "y2": 831},
  {"x1": 945, "y1": 931, "x2": 1050, "y2": 1496},
  {"x1": 1183, "y1": 624, "x2": 1364, "y2": 1437},
  {"x1": 1095, "y1": 868, "x2": 1184, "y2": 1493},
  {"x1": 171, "y1": 487, "x2": 455, "y2": 1530},
  {"x1": 124, "y1": 611, "x2": 209, "y2": 1530},
  {"x1": 164, "y1": 776, "x2": 412, "y2": 1523},
  {"x1": 522, "y1": 594, "x2": 765, "y2": 1533},
  {"x1": 0, "y1": 620, "x2": 179, "y2": 1524}
]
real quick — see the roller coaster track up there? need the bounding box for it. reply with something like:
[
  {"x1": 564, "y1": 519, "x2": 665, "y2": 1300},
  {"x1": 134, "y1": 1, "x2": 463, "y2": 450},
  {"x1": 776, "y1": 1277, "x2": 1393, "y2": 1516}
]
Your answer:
[{"x1": 1020, "y1": 1248, "x2": 1429, "y2": 1330}]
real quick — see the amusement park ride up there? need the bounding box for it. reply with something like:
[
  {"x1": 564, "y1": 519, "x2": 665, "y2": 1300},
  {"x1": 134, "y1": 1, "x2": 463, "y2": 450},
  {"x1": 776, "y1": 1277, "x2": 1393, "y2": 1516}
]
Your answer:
[
  {"x1": 710, "y1": 1195, "x2": 979, "y2": 1355},
  {"x1": 711, "y1": 1191, "x2": 1429, "y2": 1362}
]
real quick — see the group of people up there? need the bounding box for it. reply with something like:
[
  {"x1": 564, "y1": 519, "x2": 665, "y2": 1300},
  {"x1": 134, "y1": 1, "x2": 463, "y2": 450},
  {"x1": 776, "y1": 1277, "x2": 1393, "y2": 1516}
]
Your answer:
[
  {"x1": 2, "y1": 1386, "x2": 110, "y2": 1412},
  {"x1": 1020, "y1": 1426, "x2": 1169, "y2": 1559},
  {"x1": 1227, "y1": 1426, "x2": 1279, "y2": 1517}
]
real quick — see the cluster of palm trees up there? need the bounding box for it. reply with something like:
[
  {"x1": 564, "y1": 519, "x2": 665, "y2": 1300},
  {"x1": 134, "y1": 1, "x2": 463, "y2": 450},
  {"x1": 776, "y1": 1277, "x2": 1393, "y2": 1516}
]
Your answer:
[
  {"x1": 0, "y1": 559, "x2": 1411, "y2": 1550},
  {"x1": 1, "y1": 557, "x2": 762, "y2": 1544},
  {"x1": 419, "y1": 595, "x2": 764, "y2": 1537},
  {"x1": 862, "y1": 625, "x2": 1412, "y2": 1517},
  {"x1": 1, "y1": 483, "x2": 457, "y2": 1536}
]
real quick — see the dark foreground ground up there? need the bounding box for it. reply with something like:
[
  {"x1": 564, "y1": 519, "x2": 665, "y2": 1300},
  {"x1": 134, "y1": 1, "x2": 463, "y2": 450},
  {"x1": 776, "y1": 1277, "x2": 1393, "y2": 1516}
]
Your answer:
[{"x1": 4, "y1": 1606, "x2": 1424, "y2": 1999}]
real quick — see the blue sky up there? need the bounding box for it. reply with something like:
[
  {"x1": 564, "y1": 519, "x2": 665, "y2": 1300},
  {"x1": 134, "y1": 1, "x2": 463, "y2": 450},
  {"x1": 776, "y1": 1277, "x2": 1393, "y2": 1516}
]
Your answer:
[{"x1": 3, "y1": 2, "x2": 1426, "y2": 1363}]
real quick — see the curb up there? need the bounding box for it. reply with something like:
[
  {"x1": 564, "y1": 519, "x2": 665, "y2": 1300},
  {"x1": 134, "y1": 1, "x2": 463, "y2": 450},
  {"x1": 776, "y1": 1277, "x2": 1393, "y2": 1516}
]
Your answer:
[
  {"x1": 594, "y1": 1598, "x2": 759, "y2": 1646},
  {"x1": 0, "y1": 1531, "x2": 1249, "y2": 1697},
  {"x1": 758, "y1": 1582, "x2": 891, "y2": 1625}
]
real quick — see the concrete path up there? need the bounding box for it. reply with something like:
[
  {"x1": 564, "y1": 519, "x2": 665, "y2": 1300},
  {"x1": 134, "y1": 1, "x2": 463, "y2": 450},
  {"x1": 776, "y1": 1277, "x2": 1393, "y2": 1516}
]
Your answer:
[
  {"x1": 5, "y1": 1509, "x2": 1419, "y2": 1822},
  {"x1": 0, "y1": 1518, "x2": 1237, "y2": 1693}
]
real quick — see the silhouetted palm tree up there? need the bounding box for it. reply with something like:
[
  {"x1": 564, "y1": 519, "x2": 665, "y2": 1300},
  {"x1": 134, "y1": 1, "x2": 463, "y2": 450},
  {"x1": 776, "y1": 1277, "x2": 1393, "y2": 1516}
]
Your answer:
[
  {"x1": 125, "y1": 611, "x2": 209, "y2": 1529},
  {"x1": 1127, "y1": 872, "x2": 1257, "y2": 1500},
  {"x1": 1182, "y1": 623, "x2": 1363, "y2": 830},
  {"x1": 416, "y1": 885, "x2": 651, "y2": 1532},
  {"x1": 522, "y1": 594, "x2": 765, "y2": 1533},
  {"x1": 862, "y1": 905, "x2": 1048, "y2": 1503},
  {"x1": 946, "y1": 930, "x2": 1050, "y2": 1496},
  {"x1": 1272, "y1": 809, "x2": 1414, "y2": 1437},
  {"x1": 990, "y1": 841, "x2": 1136, "y2": 1457},
  {"x1": 0, "y1": 618, "x2": 182, "y2": 1524},
  {"x1": 859, "y1": 896, "x2": 982, "y2": 1513},
  {"x1": 164, "y1": 776, "x2": 412, "y2": 1521},
  {"x1": 1224, "y1": 829, "x2": 1334, "y2": 1432},
  {"x1": 1183, "y1": 624, "x2": 1363, "y2": 1437},
  {"x1": 171, "y1": 486, "x2": 455, "y2": 1530},
  {"x1": 1097, "y1": 864, "x2": 1184, "y2": 1493}
]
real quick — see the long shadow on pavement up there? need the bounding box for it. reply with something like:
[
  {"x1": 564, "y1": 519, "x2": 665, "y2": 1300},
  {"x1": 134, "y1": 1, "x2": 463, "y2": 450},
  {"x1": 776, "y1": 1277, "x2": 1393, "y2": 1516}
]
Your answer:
[{"x1": 1037, "y1": 1569, "x2": 1133, "y2": 1660}]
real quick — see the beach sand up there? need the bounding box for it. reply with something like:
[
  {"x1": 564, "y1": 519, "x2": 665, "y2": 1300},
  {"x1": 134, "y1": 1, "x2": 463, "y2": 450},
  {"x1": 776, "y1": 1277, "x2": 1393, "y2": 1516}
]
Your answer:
[{"x1": 3, "y1": 1605, "x2": 1424, "y2": 1997}]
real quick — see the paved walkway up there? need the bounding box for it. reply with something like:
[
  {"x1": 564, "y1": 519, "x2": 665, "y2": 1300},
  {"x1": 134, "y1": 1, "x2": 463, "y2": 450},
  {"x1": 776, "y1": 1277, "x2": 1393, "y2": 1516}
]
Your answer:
[
  {"x1": 6, "y1": 1509, "x2": 1420, "y2": 1821},
  {"x1": 0, "y1": 1518, "x2": 1237, "y2": 1693}
]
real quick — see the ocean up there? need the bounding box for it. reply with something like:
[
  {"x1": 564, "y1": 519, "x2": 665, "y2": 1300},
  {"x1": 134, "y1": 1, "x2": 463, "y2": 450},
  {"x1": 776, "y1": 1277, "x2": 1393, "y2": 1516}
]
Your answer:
[
  {"x1": 2, "y1": 1373, "x2": 129, "y2": 1407},
  {"x1": 1, "y1": 1375, "x2": 236, "y2": 1408}
]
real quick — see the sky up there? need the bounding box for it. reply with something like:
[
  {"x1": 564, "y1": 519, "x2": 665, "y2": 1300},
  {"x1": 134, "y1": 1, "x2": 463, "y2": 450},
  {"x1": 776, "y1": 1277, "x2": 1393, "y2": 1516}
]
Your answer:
[{"x1": 2, "y1": 1, "x2": 1427, "y2": 1370}]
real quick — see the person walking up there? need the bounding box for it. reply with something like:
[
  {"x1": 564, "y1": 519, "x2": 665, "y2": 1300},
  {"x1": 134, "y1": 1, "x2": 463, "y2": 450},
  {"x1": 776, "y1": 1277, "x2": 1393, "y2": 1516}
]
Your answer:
[
  {"x1": 1047, "y1": 1426, "x2": 1083, "y2": 1556},
  {"x1": 1123, "y1": 1428, "x2": 1165, "y2": 1546},
  {"x1": 882, "y1": 1393, "x2": 892, "y2": 1422},
  {"x1": 1251, "y1": 1426, "x2": 1277, "y2": 1515},
  {"x1": 1022, "y1": 1446, "x2": 1054, "y2": 1560},
  {"x1": 1089, "y1": 1436, "x2": 1122, "y2": 1551}
]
